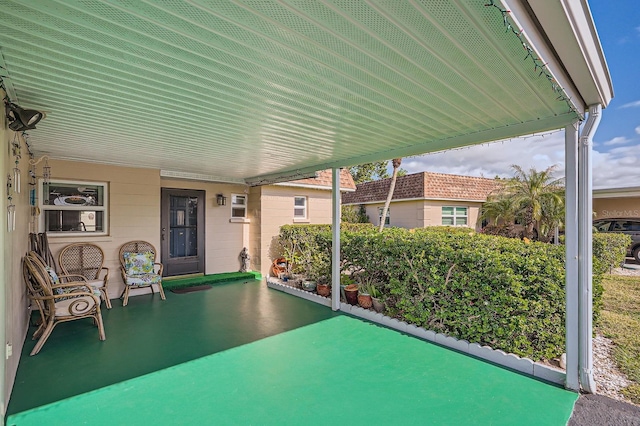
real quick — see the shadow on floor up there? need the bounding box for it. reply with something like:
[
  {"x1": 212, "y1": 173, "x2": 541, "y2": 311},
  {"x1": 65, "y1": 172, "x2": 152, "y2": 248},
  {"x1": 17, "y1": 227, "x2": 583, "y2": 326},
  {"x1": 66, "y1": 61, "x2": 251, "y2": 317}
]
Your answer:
[{"x1": 8, "y1": 279, "x2": 337, "y2": 415}]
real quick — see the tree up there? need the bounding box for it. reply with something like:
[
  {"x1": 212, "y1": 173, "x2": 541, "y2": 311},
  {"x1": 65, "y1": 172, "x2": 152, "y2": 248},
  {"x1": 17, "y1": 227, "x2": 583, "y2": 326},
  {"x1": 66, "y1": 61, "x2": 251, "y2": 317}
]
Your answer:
[
  {"x1": 504, "y1": 165, "x2": 564, "y2": 240},
  {"x1": 478, "y1": 165, "x2": 564, "y2": 241},
  {"x1": 348, "y1": 161, "x2": 390, "y2": 184},
  {"x1": 478, "y1": 193, "x2": 519, "y2": 226},
  {"x1": 342, "y1": 205, "x2": 368, "y2": 223},
  {"x1": 378, "y1": 158, "x2": 402, "y2": 232}
]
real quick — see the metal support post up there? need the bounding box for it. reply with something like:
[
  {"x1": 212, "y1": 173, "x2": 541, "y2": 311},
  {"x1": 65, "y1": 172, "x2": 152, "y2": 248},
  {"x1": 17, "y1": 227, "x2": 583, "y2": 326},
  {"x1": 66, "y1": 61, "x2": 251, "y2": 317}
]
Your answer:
[
  {"x1": 565, "y1": 121, "x2": 580, "y2": 391},
  {"x1": 331, "y1": 168, "x2": 341, "y2": 311}
]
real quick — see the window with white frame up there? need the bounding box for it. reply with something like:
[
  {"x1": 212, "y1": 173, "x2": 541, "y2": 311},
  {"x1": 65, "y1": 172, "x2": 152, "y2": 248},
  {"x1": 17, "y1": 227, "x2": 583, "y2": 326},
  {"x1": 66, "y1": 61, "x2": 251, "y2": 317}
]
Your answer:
[
  {"x1": 294, "y1": 196, "x2": 307, "y2": 219},
  {"x1": 231, "y1": 194, "x2": 247, "y2": 218},
  {"x1": 40, "y1": 179, "x2": 108, "y2": 235},
  {"x1": 378, "y1": 207, "x2": 390, "y2": 226},
  {"x1": 442, "y1": 206, "x2": 468, "y2": 226}
]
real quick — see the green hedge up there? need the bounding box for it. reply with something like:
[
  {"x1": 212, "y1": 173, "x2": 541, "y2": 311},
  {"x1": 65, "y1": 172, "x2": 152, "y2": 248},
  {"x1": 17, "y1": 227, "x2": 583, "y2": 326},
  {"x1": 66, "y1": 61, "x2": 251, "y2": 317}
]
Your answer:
[{"x1": 276, "y1": 225, "x2": 628, "y2": 360}]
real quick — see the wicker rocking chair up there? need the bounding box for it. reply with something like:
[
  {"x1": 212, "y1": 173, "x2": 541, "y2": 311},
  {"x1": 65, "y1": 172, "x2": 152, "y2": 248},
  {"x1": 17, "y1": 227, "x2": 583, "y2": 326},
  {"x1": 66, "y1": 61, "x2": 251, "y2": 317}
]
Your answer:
[
  {"x1": 23, "y1": 251, "x2": 106, "y2": 356},
  {"x1": 118, "y1": 241, "x2": 166, "y2": 307},
  {"x1": 58, "y1": 243, "x2": 112, "y2": 309}
]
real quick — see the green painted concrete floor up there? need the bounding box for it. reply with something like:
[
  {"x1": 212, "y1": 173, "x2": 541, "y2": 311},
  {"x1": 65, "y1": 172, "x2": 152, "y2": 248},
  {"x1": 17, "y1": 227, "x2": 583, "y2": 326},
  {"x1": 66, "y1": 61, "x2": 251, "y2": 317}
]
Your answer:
[{"x1": 7, "y1": 281, "x2": 578, "y2": 425}]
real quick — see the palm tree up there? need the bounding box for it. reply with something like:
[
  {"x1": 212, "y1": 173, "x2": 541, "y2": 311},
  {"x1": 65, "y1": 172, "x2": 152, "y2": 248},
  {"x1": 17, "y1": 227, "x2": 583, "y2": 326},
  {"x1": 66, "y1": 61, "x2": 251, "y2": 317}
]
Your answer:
[
  {"x1": 478, "y1": 192, "x2": 518, "y2": 226},
  {"x1": 378, "y1": 158, "x2": 402, "y2": 232},
  {"x1": 505, "y1": 165, "x2": 564, "y2": 240}
]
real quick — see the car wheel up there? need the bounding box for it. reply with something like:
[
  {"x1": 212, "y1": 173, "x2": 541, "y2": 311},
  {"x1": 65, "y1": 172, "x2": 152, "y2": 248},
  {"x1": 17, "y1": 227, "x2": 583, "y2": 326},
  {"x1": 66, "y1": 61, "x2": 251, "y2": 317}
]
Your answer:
[{"x1": 634, "y1": 247, "x2": 640, "y2": 263}]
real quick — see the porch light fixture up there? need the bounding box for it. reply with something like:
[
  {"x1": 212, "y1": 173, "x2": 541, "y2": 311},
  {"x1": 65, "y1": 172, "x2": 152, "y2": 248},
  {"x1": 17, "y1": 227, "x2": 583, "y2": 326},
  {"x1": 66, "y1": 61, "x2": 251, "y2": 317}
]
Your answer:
[
  {"x1": 216, "y1": 194, "x2": 227, "y2": 206},
  {"x1": 5, "y1": 101, "x2": 45, "y2": 131}
]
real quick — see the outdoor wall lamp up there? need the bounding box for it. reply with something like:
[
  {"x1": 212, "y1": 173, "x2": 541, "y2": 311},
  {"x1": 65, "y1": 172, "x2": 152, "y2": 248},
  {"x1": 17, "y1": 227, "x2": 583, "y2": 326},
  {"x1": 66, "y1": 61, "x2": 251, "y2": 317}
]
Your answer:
[
  {"x1": 216, "y1": 194, "x2": 227, "y2": 206},
  {"x1": 5, "y1": 101, "x2": 45, "y2": 131}
]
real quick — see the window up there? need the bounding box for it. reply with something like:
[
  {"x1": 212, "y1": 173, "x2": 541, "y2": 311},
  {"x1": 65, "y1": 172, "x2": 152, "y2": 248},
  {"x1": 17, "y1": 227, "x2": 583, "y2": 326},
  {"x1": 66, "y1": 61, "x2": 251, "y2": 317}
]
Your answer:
[
  {"x1": 40, "y1": 179, "x2": 108, "y2": 235},
  {"x1": 231, "y1": 194, "x2": 247, "y2": 218},
  {"x1": 378, "y1": 207, "x2": 390, "y2": 226},
  {"x1": 593, "y1": 220, "x2": 613, "y2": 232},
  {"x1": 294, "y1": 196, "x2": 307, "y2": 219},
  {"x1": 442, "y1": 206, "x2": 468, "y2": 226}
]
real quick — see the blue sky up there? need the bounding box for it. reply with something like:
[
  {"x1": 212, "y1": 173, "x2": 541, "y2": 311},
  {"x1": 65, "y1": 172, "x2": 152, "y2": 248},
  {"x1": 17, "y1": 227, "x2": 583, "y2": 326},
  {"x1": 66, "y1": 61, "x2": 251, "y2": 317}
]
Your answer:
[{"x1": 402, "y1": 1, "x2": 639, "y2": 189}]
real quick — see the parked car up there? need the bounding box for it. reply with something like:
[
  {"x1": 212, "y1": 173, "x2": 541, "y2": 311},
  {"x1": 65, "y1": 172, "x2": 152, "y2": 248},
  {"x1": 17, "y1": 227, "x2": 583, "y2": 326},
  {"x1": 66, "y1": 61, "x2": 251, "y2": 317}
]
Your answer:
[{"x1": 593, "y1": 218, "x2": 640, "y2": 262}]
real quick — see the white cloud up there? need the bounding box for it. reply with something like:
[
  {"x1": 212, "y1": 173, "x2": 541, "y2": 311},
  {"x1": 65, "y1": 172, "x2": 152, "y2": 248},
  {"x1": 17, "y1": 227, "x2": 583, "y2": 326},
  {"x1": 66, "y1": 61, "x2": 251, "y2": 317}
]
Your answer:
[
  {"x1": 636, "y1": 126, "x2": 640, "y2": 135},
  {"x1": 401, "y1": 130, "x2": 637, "y2": 189},
  {"x1": 603, "y1": 136, "x2": 631, "y2": 146},
  {"x1": 403, "y1": 132, "x2": 565, "y2": 180},
  {"x1": 619, "y1": 100, "x2": 640, "y2": 109}
]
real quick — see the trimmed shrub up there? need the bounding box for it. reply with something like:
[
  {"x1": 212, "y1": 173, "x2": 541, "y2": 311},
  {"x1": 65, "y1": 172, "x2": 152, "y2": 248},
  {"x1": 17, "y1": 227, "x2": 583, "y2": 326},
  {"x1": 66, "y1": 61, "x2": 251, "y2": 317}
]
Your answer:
[{"x1": 276, "y1": 225, "x2": 629, "y2": 360}]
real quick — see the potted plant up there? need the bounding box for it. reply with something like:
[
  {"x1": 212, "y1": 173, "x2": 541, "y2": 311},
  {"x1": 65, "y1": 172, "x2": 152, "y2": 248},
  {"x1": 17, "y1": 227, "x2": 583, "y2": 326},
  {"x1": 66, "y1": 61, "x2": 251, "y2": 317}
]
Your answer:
[
  {"x1": 341, "y1": 274, "x2": 357, "y2": 305},
  {"x1": 316, "y1": 275, "x2": 331, "y2": 297},
  {"x1": 357, "y1": 282, "x2": 373, "y2": 309},
  {"x1": 369, "y1": 285, "x2": 384, "y2": 313},
  {"x1": 301, "y1": 279, "x2": 317, "y2": 292}
]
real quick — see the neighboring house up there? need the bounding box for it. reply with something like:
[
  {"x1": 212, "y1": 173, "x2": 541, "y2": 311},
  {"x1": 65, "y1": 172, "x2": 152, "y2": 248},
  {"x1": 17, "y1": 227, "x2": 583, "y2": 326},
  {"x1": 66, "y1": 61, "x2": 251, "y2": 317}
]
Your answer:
[
  {"x1": 42, "y1": 160, "x2": 354, "y2": 299},
  {"x1": 593, "y1": 186, "x2": 640, "y2": 219},
  {"x1": 342, "y1": 172, "x2": 500, "y2": 231},
  {"x1": 249, "y1": 169, "x2": 355, "y2": 276}
]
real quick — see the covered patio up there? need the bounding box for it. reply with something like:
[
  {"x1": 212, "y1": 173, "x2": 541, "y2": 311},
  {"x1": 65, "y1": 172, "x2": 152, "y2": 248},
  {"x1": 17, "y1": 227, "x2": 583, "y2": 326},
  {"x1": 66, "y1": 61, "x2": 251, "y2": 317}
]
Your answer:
[
  {"x1": 0, "y1": 0, "x2": 612, "y2": 422},
  {"x1": 7, "y1": 280, "x2": 577, "y2": 425}
]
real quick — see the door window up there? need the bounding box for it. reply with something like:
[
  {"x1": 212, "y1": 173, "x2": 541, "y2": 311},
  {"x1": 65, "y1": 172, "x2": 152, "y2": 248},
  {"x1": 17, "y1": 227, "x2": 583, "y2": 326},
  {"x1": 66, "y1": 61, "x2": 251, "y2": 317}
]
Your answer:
[{"x1": 169, "y1": 195, "x2": 198, "y2": 258}]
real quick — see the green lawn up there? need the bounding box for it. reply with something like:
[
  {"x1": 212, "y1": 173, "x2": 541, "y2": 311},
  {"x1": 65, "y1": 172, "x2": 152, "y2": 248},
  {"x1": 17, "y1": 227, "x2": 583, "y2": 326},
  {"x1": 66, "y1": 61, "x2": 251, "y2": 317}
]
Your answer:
[{"x1": 598, "y1": 274, "x2": 640, "y2": 403}]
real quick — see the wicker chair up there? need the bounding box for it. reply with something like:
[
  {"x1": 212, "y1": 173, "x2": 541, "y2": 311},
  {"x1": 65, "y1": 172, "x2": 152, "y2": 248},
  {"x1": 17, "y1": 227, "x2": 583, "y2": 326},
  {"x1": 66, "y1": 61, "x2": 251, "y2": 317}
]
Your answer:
[
  {"x1": 23, "y1": 251, "x2": 106, "y2": 356},
  {"x1": 58, "y1": 243, "x2": 111, "y2": 309},
  {"x1": 118, "y1": 241, "x2": 166, "y2": 307}
]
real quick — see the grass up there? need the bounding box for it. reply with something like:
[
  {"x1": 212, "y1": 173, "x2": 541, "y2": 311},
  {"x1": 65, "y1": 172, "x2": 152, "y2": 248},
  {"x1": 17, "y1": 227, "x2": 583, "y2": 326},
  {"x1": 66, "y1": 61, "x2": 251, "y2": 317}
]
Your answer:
[
  {"x1": 161, "y1": 272, "x2": 261, "y2": 290},
  {"x1": 598, "y1": 274, "x2": 640, "y2": 404}
]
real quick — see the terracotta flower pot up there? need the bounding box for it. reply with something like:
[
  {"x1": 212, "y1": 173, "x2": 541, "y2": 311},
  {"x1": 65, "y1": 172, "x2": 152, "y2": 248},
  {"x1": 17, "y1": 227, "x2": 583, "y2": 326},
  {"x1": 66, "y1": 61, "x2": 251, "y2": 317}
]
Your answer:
[
  {"x1": 317, "y1": 283, "x2": 330, "y2": 297},
  {"x1": 358, "y1": 293, "x2": 373, "y2": 309},
  {"x1": 344, "y1": 284, "x2": 358, "y2": 305}
]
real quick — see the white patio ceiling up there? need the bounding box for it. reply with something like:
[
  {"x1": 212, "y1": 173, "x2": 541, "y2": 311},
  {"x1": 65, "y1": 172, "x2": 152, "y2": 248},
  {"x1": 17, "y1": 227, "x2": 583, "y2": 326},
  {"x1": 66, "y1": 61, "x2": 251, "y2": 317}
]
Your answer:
[{"x1": 0, "y1": 0, "x2": 611, "y2": 185}]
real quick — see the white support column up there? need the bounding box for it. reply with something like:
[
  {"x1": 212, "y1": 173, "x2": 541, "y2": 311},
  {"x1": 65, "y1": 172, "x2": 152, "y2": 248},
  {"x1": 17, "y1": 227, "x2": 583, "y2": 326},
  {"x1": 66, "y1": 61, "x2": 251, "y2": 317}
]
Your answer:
[
  {"x1": 331, "y1": 168, "x2": 341, "y2": 311},
  {"x1": 578, "y1": 104, "x2": 602, "y2": 394},
  {"x1": 565, "y1": 121, "x2": 580, "y2": 391}
]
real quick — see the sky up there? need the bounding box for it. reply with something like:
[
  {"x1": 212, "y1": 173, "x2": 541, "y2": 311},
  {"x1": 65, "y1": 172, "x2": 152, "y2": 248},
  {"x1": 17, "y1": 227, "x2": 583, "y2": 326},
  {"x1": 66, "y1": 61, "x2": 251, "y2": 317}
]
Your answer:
[{"x1": 400, "y1": 1, "x2": 639, "y2": 189}]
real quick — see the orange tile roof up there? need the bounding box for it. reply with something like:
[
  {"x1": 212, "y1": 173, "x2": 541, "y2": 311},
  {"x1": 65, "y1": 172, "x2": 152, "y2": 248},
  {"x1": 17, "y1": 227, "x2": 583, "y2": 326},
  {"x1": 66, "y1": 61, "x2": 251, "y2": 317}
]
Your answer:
[
  {"x1": 342, "y1": 171, "x2": 501, "y2": 204},
  {"x1": 282, "y1": 169, "x2": 356, "y2": 190}
]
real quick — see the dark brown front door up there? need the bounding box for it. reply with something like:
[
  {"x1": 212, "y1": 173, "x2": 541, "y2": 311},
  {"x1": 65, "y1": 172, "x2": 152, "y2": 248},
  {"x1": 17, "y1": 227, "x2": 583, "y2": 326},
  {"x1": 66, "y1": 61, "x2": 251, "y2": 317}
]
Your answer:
[{"x1": 161, "y1": 188, "x2": 205, "y2": 277}]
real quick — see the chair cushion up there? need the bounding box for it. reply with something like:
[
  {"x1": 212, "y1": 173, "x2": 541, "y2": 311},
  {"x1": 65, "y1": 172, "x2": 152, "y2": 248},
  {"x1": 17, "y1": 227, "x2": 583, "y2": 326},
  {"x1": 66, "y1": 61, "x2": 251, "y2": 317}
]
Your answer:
[
  {"x1": 85, "y1": 280, "x2": 104, "y2": 298},
  {"x1": 45, "y1": 266, "x2": 60, "y2": 285},
  {"x1": 125, "y1": 273, "x2": 162, "y2": 287},
  {"x1": 54, "y1": 284, "x2": 99, "y2": 300},
  {"x1": 124, "y1": 252, "x2": 154, "y2": 274},
  {"x1": 54, "y1": 295, "x2": 96, "y2": 316}
]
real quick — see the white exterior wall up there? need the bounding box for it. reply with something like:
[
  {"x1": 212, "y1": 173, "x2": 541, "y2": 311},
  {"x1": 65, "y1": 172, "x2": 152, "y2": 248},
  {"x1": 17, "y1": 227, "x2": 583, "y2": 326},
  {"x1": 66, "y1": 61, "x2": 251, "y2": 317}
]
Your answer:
[{"x1": 251, "y1": 185, "x2": 334, "y2": 276}]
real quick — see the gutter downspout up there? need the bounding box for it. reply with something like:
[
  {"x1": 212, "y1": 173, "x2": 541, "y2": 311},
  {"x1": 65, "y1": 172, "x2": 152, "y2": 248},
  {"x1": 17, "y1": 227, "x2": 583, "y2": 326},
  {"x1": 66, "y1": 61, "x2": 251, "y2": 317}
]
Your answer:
[{"x1": 578, "y1": 104, "x2": 602, "y2": 394}]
